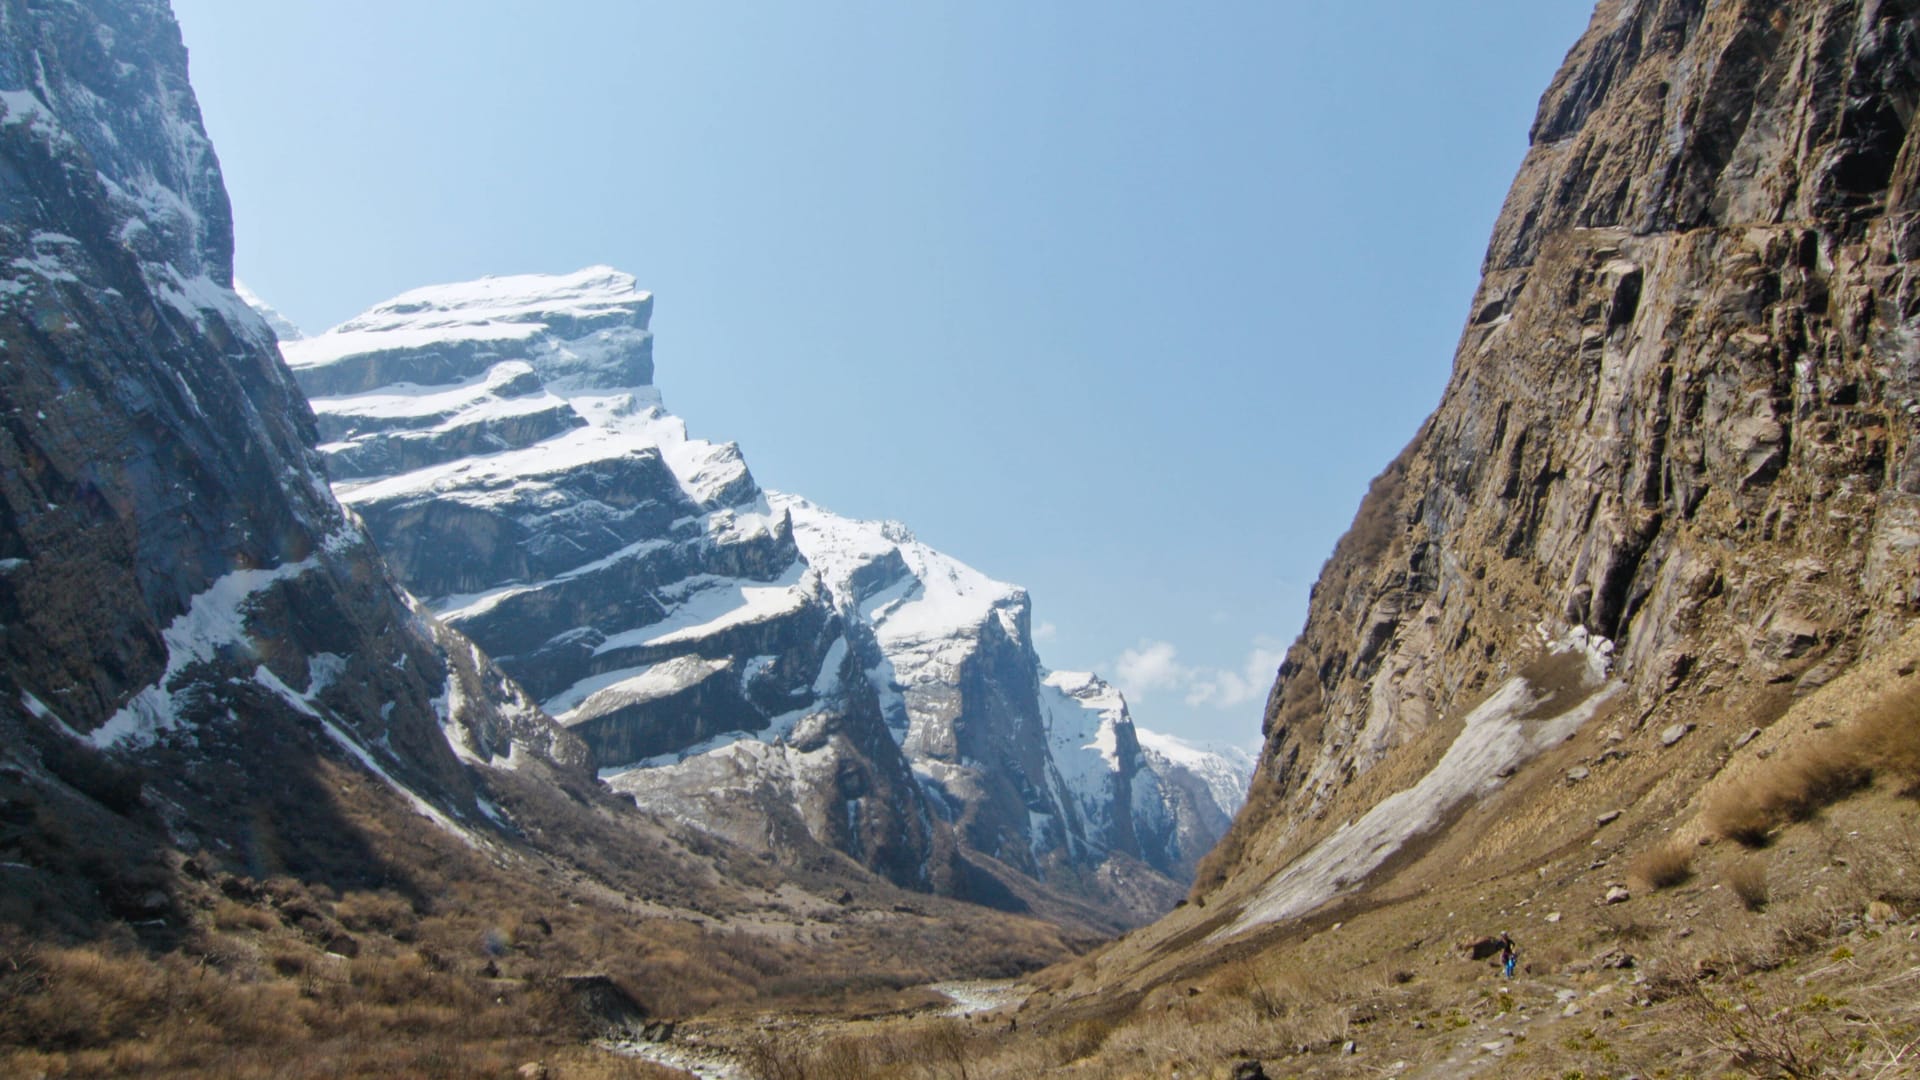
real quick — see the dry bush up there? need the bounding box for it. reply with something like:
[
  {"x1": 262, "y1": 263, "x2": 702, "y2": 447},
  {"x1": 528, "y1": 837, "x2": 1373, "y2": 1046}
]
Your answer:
[
  {"x1": 1725, "y1": 857, "x2": 1769, "y2": 911},
  {"x1": 1708, "y1": 742, "x2": 1871, "y2": 846},
  {"x1": 1629, "y1": 839, "x2": 1695, "y2": 890},
  {"x1": 1672, "y1": 978, "x2": 1844, "y2": 1079},
  {"x1": 333, "y1": 889, "x2": 419, "y2": 939},
  {"x1": 1855, "y1": 678, "x2": 1920, "y2": 793}
]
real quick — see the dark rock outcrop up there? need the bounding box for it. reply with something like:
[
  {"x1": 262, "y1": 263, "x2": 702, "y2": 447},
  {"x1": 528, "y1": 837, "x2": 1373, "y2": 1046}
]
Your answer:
[
  {"x1": 0, "y1": 0, "x2": 584, "y2": 907},
  {"x1": 281, "y1": 272, "x2": 945, "y2": 890}
]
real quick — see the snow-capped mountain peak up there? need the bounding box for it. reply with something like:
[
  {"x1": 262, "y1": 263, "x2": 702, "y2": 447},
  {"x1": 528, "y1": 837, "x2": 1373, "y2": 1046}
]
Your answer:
[
  {"x1": 235, "y1": 279, "x2": 304, "y2": 340},
  {"x1": 333, "y1": 265, "x2": 648, "y2": 336},
  {"x1": 264, "y1": 269, "x2": 1252, "y2": 920}
]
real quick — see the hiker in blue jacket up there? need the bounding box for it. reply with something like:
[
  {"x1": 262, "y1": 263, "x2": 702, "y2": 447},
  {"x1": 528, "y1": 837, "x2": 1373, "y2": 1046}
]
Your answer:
[{"x1": 1499, "y1": 932, "x2": 1518, "y2": 979}]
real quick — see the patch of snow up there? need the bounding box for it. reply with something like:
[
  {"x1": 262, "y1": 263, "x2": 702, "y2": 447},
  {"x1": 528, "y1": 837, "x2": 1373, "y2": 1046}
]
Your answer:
[
  {"x1": 591, "y1": 566, "x2": 812, "y2": 655},
  {"x1": 551, "y1": 655, "x2": 732, "y2": 724},
  {"x1": 774, "y1": 491, "x2": 1024, "y2": 646},
  {"x1": 151, "y1": 268, "x2": 277, "y2": 343},
  {"x1": 20, "y1": 690, "x2": 78, "y2": 736},
  {"x1": 247, "y1": 658, "x2": 485, "y2": 847},
  {"x1": 1219, "y1": 637, "x2": 1622, "y2": 939},
  {"x1": 234, "y1": 279, "x2": 304, "y2": 341},
  {"x1": 91, "y1": 552, "x2": 326, "y2": 749},
  {"x1": 932, "y1": 980, "x2": 1031, "y2": 1016}
]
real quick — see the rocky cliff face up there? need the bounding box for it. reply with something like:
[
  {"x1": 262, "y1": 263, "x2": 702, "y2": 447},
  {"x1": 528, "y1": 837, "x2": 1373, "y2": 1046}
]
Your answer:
[
  {"x1": 0, "y1": 0, "x2": 586, "y2": 911},
  {"x1": 1202, "y1": 0, "x2": 1920, "y2": 917},
  {"x1": 278, "y1": 271, "x2": 942, "y2": 889},
  {"x1": 778, "y1": 495, "x2": 1246, "y2": 906},
  {"x1": 283, "y1": 283, "x2": 1247, "y2": 915}
]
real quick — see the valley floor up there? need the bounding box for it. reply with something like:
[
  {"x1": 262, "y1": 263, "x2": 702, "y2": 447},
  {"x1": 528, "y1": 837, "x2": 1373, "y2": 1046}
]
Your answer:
[{"x1": 654, "y1": 791, "x2": 1917, "y2": 1079}]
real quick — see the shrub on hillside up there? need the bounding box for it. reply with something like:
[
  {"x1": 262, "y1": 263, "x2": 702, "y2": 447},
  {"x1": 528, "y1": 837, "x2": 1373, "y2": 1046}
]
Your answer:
[
  {"x1": 1855, "y1": 679, "x2": 1920, "y2": 794},
  {"x1": 1629, "y1": 840, "x2": 1694, "y2": 890},
  {"x1": 1707, "y1": 742, "x2": 1870, "y2": 846},
  {"x1": 1725, "y1": 858, "x2": 1769, "y2": 912}
]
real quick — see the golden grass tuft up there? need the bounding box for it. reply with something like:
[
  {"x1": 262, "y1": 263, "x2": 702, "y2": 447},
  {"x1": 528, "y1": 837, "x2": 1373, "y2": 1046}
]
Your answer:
[
  {"x1": 1707, "y1": 742, "x2": 1871, "y2": 846},
  {"x1": 1854, "y1": 679, "x2": 1920, "y2": 793},
  {"x1": 1724, "y1": 857, "x2": 1769, "y2": 912},
  {"x1": 1628, "y1": 839, "x2": 1694, "y2": 891},
  {"x1": 1708, "y1": 676, "x2": 1919, "y2": 847}
]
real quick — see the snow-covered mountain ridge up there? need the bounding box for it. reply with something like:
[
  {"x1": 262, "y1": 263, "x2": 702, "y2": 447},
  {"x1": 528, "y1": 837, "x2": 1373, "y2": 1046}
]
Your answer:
[{"x1": 277, "y1": 268, "x2": 1249, "y2": 916}]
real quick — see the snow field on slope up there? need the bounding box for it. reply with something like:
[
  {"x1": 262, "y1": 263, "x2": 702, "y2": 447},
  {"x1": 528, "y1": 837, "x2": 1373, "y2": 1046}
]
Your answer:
[
  {"x1": 280, "y1": 266, "x2": 650, "y2": 371},
  {"x1": 546, "y1": 655, "x2": 733, "y2": 725},
  {"x1": 329, "y1": 399, "x2": 762, "y2": 519},
  {"x1": 88, "y1": 548, "x2": 331, "y2": 749},
  {"x1": 1220, "y1": 632, "x2": 1621, "y2": 939},
  {"x1": 590, "y1": 564, "x2": 814, "y2": 655}
]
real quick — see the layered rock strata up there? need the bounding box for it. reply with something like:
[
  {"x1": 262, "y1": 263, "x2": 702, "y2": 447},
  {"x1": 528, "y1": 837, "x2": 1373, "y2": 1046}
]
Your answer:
[{"x1": 284, "y1": 280, "x2": 1249, "y2": 913}]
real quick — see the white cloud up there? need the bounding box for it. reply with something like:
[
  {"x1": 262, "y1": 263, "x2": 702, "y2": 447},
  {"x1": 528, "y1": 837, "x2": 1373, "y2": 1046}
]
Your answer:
[
  {"x1": 1114, "y1": 640, "x2": 1189, "y2": 696},
  {"x1": 1033, "y1": 621, "x2": 1058, "y2": 642},
  {"x1": 1184, "y1": 639, "x2": 1288, "y2": 708},
  {"x1": 1113, "y1": 637, "x2": 1287, "y2": 710}
]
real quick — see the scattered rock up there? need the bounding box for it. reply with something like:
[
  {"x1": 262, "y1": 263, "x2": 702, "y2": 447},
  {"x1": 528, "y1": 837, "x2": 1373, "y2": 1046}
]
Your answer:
[
  {"x1": 1867, "y1": 900, "x2": 1900, "y2": 924},
  {"x1": 1232, "y1": 1060, "x2": 1269, "y2": 1080},
  {"x1": 1545, "y1": 912, "x2": 1562, "y2": 923},
  {"x1": 1605, "y1": 885, "x2": 1631, "y2": 904},
  {"x1": 1733, "y1": 727, "x2": 1762, "y2": 749},
  {"x1": 1596, "y1": 810, "x2": 1622, "y2": 827},
  {"x1": 1660, "y1": 723, "x2": 1694, "y2": 747},
  {"x1": 516, "y1": 1064, "x2": 549, "y2": 1080},
  {"x1": 1566, "y1": 766, "x2": 1591, "y2": 783},
  {"x1": 1342, "y1": 1040, "x2": 1358, "y2": 1056},
  {"x1": 1596, "y1": 948, "x2": 1636, "y2": 970}
]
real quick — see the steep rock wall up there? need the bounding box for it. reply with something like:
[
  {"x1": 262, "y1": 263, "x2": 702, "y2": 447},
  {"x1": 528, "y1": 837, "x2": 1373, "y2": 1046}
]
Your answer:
[
  {"x1": 1205, "y1": 0, "x2": 1920, "y2": 897},
  {"x1": 0, "y1": 0, "x2": 585, "y2": 905}
]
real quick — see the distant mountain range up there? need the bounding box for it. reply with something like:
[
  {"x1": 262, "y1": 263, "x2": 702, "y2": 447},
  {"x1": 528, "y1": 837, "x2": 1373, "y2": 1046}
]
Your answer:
[{"x1": 268, "y1": 269, "x2": 1249, "y2": 919}]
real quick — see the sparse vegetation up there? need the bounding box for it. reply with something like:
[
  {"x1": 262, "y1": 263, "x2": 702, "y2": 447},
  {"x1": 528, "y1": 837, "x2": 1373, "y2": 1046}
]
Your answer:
[{"x1": 0, "y1": 742, "x2": 1078, "y2": 1078}]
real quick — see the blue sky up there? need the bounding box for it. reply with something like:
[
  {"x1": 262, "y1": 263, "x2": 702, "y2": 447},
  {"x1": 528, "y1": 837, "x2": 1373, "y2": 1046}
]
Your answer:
[{"x1": 172, "y1": 1, "x2": 1598, "y2": 749}]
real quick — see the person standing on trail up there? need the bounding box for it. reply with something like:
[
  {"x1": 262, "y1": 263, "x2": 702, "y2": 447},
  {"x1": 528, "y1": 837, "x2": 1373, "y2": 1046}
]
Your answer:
[{"x1": 1499, "y1": 932, "x2": 1518, "y2": 979}]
